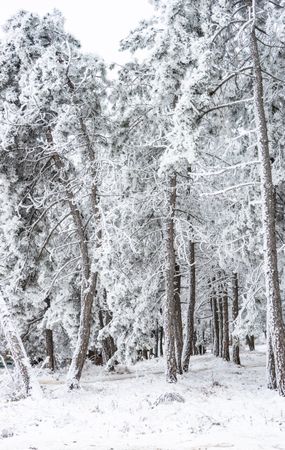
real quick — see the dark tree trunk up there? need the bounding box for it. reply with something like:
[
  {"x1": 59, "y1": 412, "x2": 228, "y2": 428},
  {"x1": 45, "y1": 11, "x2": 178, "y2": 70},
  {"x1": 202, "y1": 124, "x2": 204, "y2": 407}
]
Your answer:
[
  {"x1": 212, "y1": 296, "x2": 220, "y2": 357},
  {"x1": 182, "y1": 241, "x2": 196, "y2": 372},
  {"x1": 47, "y1": 133, "x2": 97, "y2": 389},
  {"x1": 246, "y1": 335, "x2": 255, "y2": 351},
  {"x1": 267, "y1": 331, "x2": 277, "y2": 390},
  {"x1": 45, "y1": 329, "x2": 55, "y2": 371},
  {"x1": 164, "y1": 174, "x2": 177, "y2": 383},
  {"x1": 98, "y1": 300, "x2": 117, "y2": 366},
  {"x1": 67, "y1": 272, "x2": 97, "y2": 389},
  {"x1": 154, "y1": 320, "x2": 159, "y2": 358},
  {"x1": 247, "y1": 0, "x2": 285, "y2": 396},
  {"x1": 174, "y1": 264, "x2": 183, "y2": 374},
  {"x1": 159, "y1": 326, "x2": 164, "y2": 357},
  {"x1": 142, "y1": 349, "x2": 148, "y2": 360},
  {"x1": 222, "y1": 291, "x2": 230, "y2": 362},
  {"x1": 218, "y1": 297, "x2": 223, "y2": 358},
  {"x1": 209, "y1": 310, "x2": 214, "y2": 354},
  {"x1": 193, "y1": 330, "x2": 198, "y2": 355},
  {"x1": 232, "y1": 273, "x2": 241, "y2": 365}
]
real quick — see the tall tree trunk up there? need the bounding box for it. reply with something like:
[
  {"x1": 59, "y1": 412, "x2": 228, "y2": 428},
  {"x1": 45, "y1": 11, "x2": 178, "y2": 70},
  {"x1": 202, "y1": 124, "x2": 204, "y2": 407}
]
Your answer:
[
  {"x1": 210, "y1": 310, "x2": 214, "y2": 354},
  {"x1": 45, "y1": 329, "x2": 55, "y2": 371},
  {"x1": 182, "y1": 241, "x2": 196, "y2": 372},
  {"x1": 267, "y1": 330, "x2": 277, "y2": 390},
  {"x1": 218, "y1": 296, "x2": 223, "y2": 358},
  {"x1": 222, "y1": 290, "x2": 230, "y2": 362},
  {"x1": 159, "y1": 326, "x2": 164, "y2": 357},
  {"x1": 247, "y1": 0, "x2": 285, "y2": 396},
  {"x1": 67, "y1": 272, "x2": 97, "y2": 389},
  {"x1": 53, "y1": 152, "x2": 97, "y2": 389},
  {"x1": 232, "y1": 273, "x2": 241, "y2": 365},
  {"x1": 0, "y1": 290, "x2": 41, "y2": 398},
  {"x1": 174, "y1": 264, "x2": 183, "y2": 374},
  {"x1": 154, "y1": 320, "x2": 159, "y2": 358},
  {"x1": 164, "y1": 173, "x2": 177, "y2": 383},
  {"x1": 47, "y1": 137, "x2": 97, "y2": 389},
  {"x1": 98, "y1": 293, "x2": 117, "y2": 365},
  {"x1": 212, "y1": 296, "x2": 220, "y2": 357}
]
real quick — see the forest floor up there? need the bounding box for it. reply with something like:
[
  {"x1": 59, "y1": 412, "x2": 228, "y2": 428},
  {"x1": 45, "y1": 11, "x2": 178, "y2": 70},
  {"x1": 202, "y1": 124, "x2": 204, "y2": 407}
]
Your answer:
[{"x1": 1, "y1": 345, "x2": 285, "y2": 450}]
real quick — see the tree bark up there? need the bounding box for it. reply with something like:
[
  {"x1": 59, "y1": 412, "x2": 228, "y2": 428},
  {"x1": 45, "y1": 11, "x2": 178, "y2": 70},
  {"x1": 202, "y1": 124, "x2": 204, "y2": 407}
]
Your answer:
[
  {"x1": 0, "y1": 290, "x2": 41, "y2": 398},
  {"x1": 246, "y1": 334, "x2": 255, "y2": 351},
  {"x1": 267, "y1": 330, "x2": 277, "y2": 390},
  {"x1": 174, "y1": 264, "x2": 183, "y2": 374},
  {"x1": 218, "y1": 296, "x2": 223, "y2": 358},
  {"x1": 182, "y1": 241, "x2": 196, "y2": 372},
  {"x1": 164, "y1": 173, "x2": 177, "y2": 383},
  {"x1": 222, "y1": 290, "x2": 230, "y2": 362},
  {"x1": 154, "y1": 320, "x2": 159, "y2": 358},
  {"x1": 67, "y1": 271, "x2": 97, "y2": 388},
  {"x1": 53, "y1": 152, "x2": 97, "y2": 389},
  {"x1": 98, "y1": 294, "x2": 117, "y2": 365},
  {"x1": 45, "y1": 328, "x2": 55, "y2": 371},
  {"x1": 159, "y1": 326, "x2": 164, "y2": 357},
  {"x1": 247, "y1": 0, "x2": 285, "y2": 396},
  {"x1": 212, "y1": 296, "x2": 220, "y2": 357},
  {"x1": 232, "y1": 273, "x2": 241, "y2": 365},
  {"x1": 47, "y1": 136, "x2": 97, "y2": 389}
]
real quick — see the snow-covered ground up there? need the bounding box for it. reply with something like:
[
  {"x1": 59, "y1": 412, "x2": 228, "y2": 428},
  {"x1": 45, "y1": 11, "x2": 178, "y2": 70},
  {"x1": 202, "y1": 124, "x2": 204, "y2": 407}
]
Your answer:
[{"x1": 1, "y1": 346, "x2": 285, "y2": 450}]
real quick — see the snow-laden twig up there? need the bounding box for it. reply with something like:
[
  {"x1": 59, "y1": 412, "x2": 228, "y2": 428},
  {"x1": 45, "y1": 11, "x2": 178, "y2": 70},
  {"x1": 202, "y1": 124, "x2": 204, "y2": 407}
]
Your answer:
[
  {"x1": 191, "y1": 160, "x2": 260, "y2": 178},
  {"x1": 200, "y1": 182, "x2": 259, "y2": 197}
]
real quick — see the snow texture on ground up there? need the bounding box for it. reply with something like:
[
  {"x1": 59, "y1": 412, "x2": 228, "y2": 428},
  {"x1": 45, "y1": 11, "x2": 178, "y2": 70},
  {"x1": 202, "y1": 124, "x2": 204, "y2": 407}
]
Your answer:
[{"x1": 1, "y1": 346, "x2": 285, "y2": 450}]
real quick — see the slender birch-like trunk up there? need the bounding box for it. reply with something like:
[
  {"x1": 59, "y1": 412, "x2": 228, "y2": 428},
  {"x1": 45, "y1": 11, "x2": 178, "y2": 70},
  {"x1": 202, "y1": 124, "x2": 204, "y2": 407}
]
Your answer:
[{"x1": 247, "y1": 0, "x2": 285, "y2": 395}]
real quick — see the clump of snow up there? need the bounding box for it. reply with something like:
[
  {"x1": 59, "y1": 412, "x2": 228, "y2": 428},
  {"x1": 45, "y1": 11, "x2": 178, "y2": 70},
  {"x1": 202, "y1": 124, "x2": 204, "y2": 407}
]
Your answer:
[{"x1": 153, "y1": 391, "x2": 185, "y2": 407}]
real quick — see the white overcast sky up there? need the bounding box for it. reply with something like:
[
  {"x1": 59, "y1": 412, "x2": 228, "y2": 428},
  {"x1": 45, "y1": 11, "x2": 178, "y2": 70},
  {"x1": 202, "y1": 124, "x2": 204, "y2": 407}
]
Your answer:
[{"x1": 0, "y1": 0, "x2": 154, "y2": 62}]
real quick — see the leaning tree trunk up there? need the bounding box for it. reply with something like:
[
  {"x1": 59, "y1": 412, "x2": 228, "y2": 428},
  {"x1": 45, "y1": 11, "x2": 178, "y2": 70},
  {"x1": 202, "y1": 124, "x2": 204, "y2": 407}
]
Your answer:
[
  {"x1": 248, "y1": 3, "x2": 285, "y2": 396},
  {"x1": 164, "y1": 173, "x2": 177, "y2": 383},
  {"x1": 48, "y1": 142, "x2": 97, "y2": 389},
  {"x1": 54, "y1": 153, "x2": 96, "y2": 389},
  {"x1": 232, "y1": 273, "x2": 241, "y2": 365},
  {"x1": 0, "y1": 290, "x2": 41, "y2": 398},
  {"x1": 182, "y1": 241, "x2": 196, "y2": 372},
  {"x1": 67, "y1": 272, "x2": 97, "y2": 389},
  {"x1": 174, "y1": 264, "x2": 183, "y2": 374},
  {"x1": 65, "y1": 205, "x2": 96, "y2": 389},
  {"x1": 222, "y1": 290, "x2": 230, "y2": 362}
]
